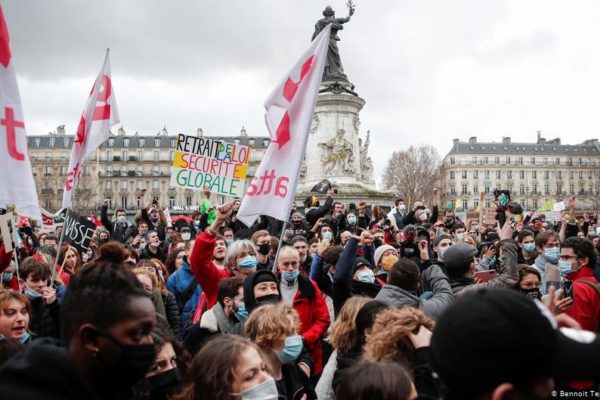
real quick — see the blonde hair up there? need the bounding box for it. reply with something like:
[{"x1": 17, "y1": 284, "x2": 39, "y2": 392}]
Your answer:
[
  {"x1": 132, "y1": 267, "x2": 157, "y2": 291},
  {"x1": 245, "y1": 303, "x2": 299, "y2": 348},
  {"x1": 328, "y1": 296, "x2": 370, "y2": 353},
  {"x1": 0, "y1": 290, "x2": 30, "y2": 316},
  {"x1": 362, "y1": 307, "x2": 434, "y2": 371}
]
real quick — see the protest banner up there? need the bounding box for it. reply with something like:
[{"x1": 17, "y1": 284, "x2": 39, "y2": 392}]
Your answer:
[
  {"x1": 544, "y1": 211, "x2": 562, "y2": 222},
  {"x1": 169, "y1": 133, "x2": 250, "y2": 197},
  {"x1": 62, "y1": 210, "x2": 96, "y2": 252}
]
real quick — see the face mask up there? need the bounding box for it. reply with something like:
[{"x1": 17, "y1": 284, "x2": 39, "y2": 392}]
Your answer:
[
  {"x1": 238, "y1": 255, "x2": 258, "y2": 269},
  {"x1": 2, "y1": 272, "x2": 13, "y2": 283},
  {"x1": 117, "y1": 216, "x2": 126, "y2": 224},
  {"x1": 472, "y1": 225, "x2": 479, "y2": 232},
  {"x1": 233, "y1": 377, "x2": 279, "y2": 400},
  {"x1": 439, "y1": 246, "x2": 449, "y2": 258},
  {"x1": 381, "y1": 255, "x2": 397, "y2": 271},
  {"x1": 234, "y1": 302, "x2": 249, "y2": 322},
  {"x1": 149, "y1": 241, "x2": 159, "y2": 249},
  {"x1": 255, "y1": 293, "x2": 280, "y2": 307},
  {"x1": 322, "y1": 231, "x2": 333, "y2": 241},
  {"x1": 544, "y1": 247, "x2": 559, "y2": 264},
  {"x1": 225, "y1": 239, "x2": 233, "y2": 245},
  {"x1": 347, "y1": 217, "x2": 357, "y2": 226},
  {"x1": 147, "y1": 368, "x2": 182, "y2": 396},
  {"x1": 558, "y1": 260, "x2": 574, "y2": 276},
  {"x1": 489, "y1": 256, "x2": 497, "y2": 264},
  {"x1": 25, "y1": 288, "x2": 42, "y2": 299},
  {"x1": 99, "y1": 332, "x2": 156, "y2": 388},
  {"x1": 276, "y1": 334, "x2": 303, "y2": 364},
  {"x1": 257, "y1": 243, "x2": 271, "y2": 256},
  {"x1": 455, "y1": 233, "x2": 463, "y2": 241},
  {"x1": 181, "y1": 232, "x2": 191, "y2": 241},
  {"x1": 523, "y1": 243, "x2": 536, "y2": 253},
  {"x1": 357, "y1": 269, "x2": 375, "y2": 283},
  {"x1": 99, "y1": 237, "x2": 109, "y2": 244},
  {"x1": 281, "y1": 270, "x2": 299, "y2": 282},
  {"x1": 521, "y1": 288, "x2": 542, "y2": 300},
  {"x1": 419, "y1": 213, "x2": 428, "y2": 221},
  {"x1": 18, "y1": 331, "x2": 30, "y2": 344},
  {"x1": 398, "y1": 204, "x2": 406, "y2": 211},
  {"x1": 150, "y1": 216, "x2": 159, "y2": 223}
]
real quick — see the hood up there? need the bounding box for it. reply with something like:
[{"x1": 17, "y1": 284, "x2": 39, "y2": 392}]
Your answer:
[
  {"x1": 0, "y1": 338, "x2": 100, "y2": 399},
  {"x1": 243, "y1": 270, "x2": 281, "y2": 314},
  {"x1": 375, "y1": 284, "x2": 419, "y2": 308}
]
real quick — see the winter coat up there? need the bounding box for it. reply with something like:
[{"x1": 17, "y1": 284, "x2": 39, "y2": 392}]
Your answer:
[
  {"x1": 0, "y1": 338, "x2": 105, "y2": 399},
  {"x1": 375, "y1": 264, "x2": 454, "y2": 320},
  {"x1": 166, "y1": 260, "x2": 202, "y2": 329},
  {"x1": 305, "y1": 196, "x2": 333, "y2": 227},
  {"x1": 292, "y1": 274, "x2": 330, "y2": 376},
  {"x1": 28, "y1": 297, "x2": 61, "y2": 339},
  {"x1": 315, "y1": 349, "x2": 337, "y2": 400},
  {"x1": 189, "y1": 231, "x2": 232, "y2": 308},
  {"x1": 100, "y1": 205, "x2": 132, "y2": 243},
  {"x1": 276, "y1": 362, "x2": 317, "y2": 400},
  {"x1": 565, "y1": 267, "x2": 600, "y2": 332},
  {"x1": 162, "y1": 291, "x2": 181, "y2": 337}
]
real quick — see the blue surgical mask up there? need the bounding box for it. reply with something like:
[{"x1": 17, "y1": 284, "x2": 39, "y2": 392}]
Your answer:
[
  {"x1": 544, "y1": 247, "x2": 559, "y2": 264},
  {"x1": 233, "y1": 377, "x2": 278, "y2": 400},
  {"x1": 276, "y1": 334, "x2": 303, "y2": 364},
  {"x1": 523, "y1": 243, "x2": 536, "y2": 253},
  {"x1": 225, "y1": 239, "x2": 233, "y2": 245},
  {"x1": 150, "y1": 216, "x2": 159, "y2": 223},
  {"x1": 18, "y1": 331, "x2": 30, "y2": 345},
  {"x1": 25, "y1": 288, "x2": 42, "y2": 299},
  {"x1": 357, "y1": 269, "x2": 375, "y2": 283},
  {"x1": 238, "y1": 255, "x2": 258, "y2": 269},
  {"x1": 281, "y1": 270, "x2": 299, "y2": 282},
  {"x1": 558, "y1": 260, "x2": 573, "y2": 276},
  {"x1": 2, "y1": 272, "x2": 13, "y2": 283},
  {"x1": 322, "y1": 231, "x2": 333, "y2": 241},
  {"x1": 234, "y1": 302, "x2": 249, "y2": 322},
  {"x1": 347, "y1": 217, "x2": 357, "y2": 226},
  {"x1": 439, "y1": 246, "x2": 449, "y2": 258},
  {"x1": 116, "y1": 215, "x2": 126, "y2": 224}
]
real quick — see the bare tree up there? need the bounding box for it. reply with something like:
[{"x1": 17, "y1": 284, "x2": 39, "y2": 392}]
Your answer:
[{"x1": 382, "y1": 144, "x2": 442, "y2": 205}]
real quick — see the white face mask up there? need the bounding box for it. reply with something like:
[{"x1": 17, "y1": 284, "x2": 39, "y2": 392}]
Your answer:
[
  {"x1": 398, "y1": 204, "x2": 406, "y2": 211},
  {"x1": 181, "y1": 232, "x2": 191, "y2": 241},
  {"x1": 419, "y1": 213, "x2": 428, "y2": 221},
  {"x1": 232, "y1": 377, "x2": 278, "y2": 400}
]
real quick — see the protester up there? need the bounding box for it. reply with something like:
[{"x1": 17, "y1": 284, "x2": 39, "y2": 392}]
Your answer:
[
  {"x1": 165, "y1": 249, "x2": 185, "y2": 275},
  {"x1": 251, "y1": 229, "x2": 273, "y2": 271},
  {"x1": 334, "y1": 362, "x2": 418, "y2": 400},
  {"x1": 56, "y1": 245, "x2": 82, "y2": 285},
  {"x1": 100, "y1": 199, "x2": 133, "y2": 243},
  {"x1": 534, "y1": 230, "x2": 562, "y2": 292},
  {"x1": 0, "y1": 290, "x2": 30, "y2": 344},
  {"x1": 166, "y1": 240, "x2": 202, "y2": 330},
  {"x1": 517, "y1": 229, "x2": 537, "y2": 265}
]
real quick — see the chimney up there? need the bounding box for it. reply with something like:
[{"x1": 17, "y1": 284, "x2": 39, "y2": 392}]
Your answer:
[
  {"x1": 453, "y1": 138, "x2": 460, "y2": 146},
  {"x1": 468, "y1": 136, "x2": 477, "y2": 144},
  {"x1": 196, "y1": 128, "x2": 204, "y2": 137},
  {"x1": 549, "y1": 137, "x2": 561, "y2": 145},
  {"x1": 240, "y1": 126, "x2": 247, "y2": 137},
  {"x1": 584, "y1": 139, "x2": 599, "y2": 146},
  {"x1": 536, "y1": 131, "x2": 546, "y2": 144},
  {"x1": 502, "y1": 136, "x2": 511, "y2": 144}
]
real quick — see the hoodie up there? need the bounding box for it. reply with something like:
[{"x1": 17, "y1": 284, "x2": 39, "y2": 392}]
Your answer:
[{"x1": 243, "y1": 270, "x2": 281, "y2": 313}]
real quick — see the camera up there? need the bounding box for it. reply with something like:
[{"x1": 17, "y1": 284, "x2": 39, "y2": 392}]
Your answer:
[{"x1": 492, "y1": 189, "x2": 523, "y2": 227}]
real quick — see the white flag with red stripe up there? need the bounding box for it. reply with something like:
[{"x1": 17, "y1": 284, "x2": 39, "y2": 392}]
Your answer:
[
  {"x1": 237, "y1": 25, "x2": 331, "y2": 226},
  {"x1": 0, "y1": 5, "x2": 41, "y2": 221},
  {"x1": 62, "y1": 49, "x2": 119, "y2": 209}
]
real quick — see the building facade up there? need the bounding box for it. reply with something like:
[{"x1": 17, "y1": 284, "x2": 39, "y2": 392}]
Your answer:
[
  {"x1": 441, "y1": 133, "x2": 600, "y2": 212},
  {"x1": 28, "y1": 126, "x2": 270, "y2": 214}
]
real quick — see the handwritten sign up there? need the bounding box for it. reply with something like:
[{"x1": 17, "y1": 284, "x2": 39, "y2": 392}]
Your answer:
[
  {"x1": 169, "y1": 134, "x2": 250, "y2": 197},
  {"x1": 544, "y1": 211, "x2": 562, "y2": 222},
  {"x1": 63, "y1": 210, "x2": 96, "y2": 252},
  {"x1": 0, "y1": 213, "x2": 17, "y2": 252}
]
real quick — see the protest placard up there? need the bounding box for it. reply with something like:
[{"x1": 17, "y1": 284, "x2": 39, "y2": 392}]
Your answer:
[
  {"x1": 0, "y1": 213, "x2": 17, "y2": 252},
  {"x1": 63, "y1": 210, "x2": 96, "y2": 252},
  {"x1": 169, "y1": 134, "x2": 250, "y2": 197},
  {"x1": 544, "y1": 211, "x2": 562, "y2": 222},
  {"x1": 552, "y1": 201, "x2": 566, "y2": 212}
]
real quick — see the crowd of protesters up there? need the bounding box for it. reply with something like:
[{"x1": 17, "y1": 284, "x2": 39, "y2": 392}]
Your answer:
[{"x1": 1, "y1": 188, "x2": 600, "y2": 399}]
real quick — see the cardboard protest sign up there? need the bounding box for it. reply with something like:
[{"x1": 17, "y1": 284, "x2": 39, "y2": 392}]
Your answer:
[
  {"x1": 552, "y1": 201, "x2": 566, "y2": 212},
  {"x1": 0, "y1": 212, "x2": 17, "y2": 252},
  {"x1": 169, "y1": 134, "x2": 250, "y2": 197},
  {"x1": 63, "y1": 210, "x2": 96, "y2": 252},
  {"x1": 544, "y1": 211, "x2": 562, "y2": 222}
]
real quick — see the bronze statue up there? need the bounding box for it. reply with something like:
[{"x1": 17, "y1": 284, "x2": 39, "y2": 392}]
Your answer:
[{"x1": 312, "y1": 1, "x2": 355, "y2": 83}]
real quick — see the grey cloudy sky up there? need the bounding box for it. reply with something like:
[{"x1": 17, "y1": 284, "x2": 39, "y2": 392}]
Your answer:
[{"x1": 4, "y1": 0, "x2": 600, "y2": 187}]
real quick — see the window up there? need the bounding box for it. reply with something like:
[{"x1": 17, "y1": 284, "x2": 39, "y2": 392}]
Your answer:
[
  {"x1": 589, "y1": 171, "x2": 593, "y2": 180},
  {"x1": 154, "y1": 138, "x2": 161, "y2": 147},
  {"x1": 473, "y1": 185, "x2": 479, "y2": 194},
  {"x1": 61, "y1": 152, "x2": 68, "y2": 161},
  {"x1": 494, "y1": 157, "x2": 499, "y2": 165},
  {"x1": 569, "y1": 171, "x2": 574, "y2": 180},
  {"x1": 169, "y1": 150, "x2": 174, "y2": 161},
  {"x1": 555, "y1": 158, "x2": 560, "y2": 165},
  {"x1": 520, "y1": 171, "x2": 525, "y2": 179},
  {"x1": 589, "y1": 185, "x2": 594, "y2": 195},
  {"x1": 105, "y1": 181, "x2": 112, "y2": 190},
  {"x1": 557, "y1": 171, "x2": 562, "y2": 179},
  {"x1": 543, "y1": 158, "x2": 548, "y2": 165},
  {"x1": 106, "y1": 165, "x2": 112, "y2": 175},
  {"x1": 136, "y1": 166, "x2": 144, "y2": 176},
  {"x1": 49, "y1": 137, "x2": 55, "y2": 147},
  {"x1": 34, "y1": 138, "x2": 41, "y2": 147},
  {"x1": 506, "y1": 157, "x2": 511, "y2": 165},
  {"x1": 169, "y1": 196, "x2": 176, "y2": 208},
  {"x1": 139, "y1": 138, "x2": 146, "y2": 147},
  {"x1": 474, "y1": 199, "x2": 479, "y2": 210},
  {"x1": 472, "y1": 157, "x2": 477, "y2": 165},
  {"x1": 544, "y1": 171, "x2": 550, "y2": 179},
  {"x1": 46, "y1": 152, "x2": 52, "y2": 161},
  {"x1": 153, "y1": 150, "x2": 160, "y2": 161},
  {"x1": 107, "y1": 198, "x2": 112, "y2": 209},
  {"x1": 107, "y1": 150, "x2": 113, "y2": 161},
  {"x1": 579, "y1": 171, "x2": 583, "y2": 180},
  {"x1": 450, "y1": 186, "x2": 456, "y2": 195},
  {"x1": 153, "y1": 180, "x2": 160, "y2": 190},
  {"x1": 124, "y1": 138, "x2": 130, "y2": 147},
  {"x1": 485, "y1": 200, "x2": 491, "y2": 209},
  {"x1": 186, "y1": 196, "x2": 192, "y2": 207},
  {"x1": 108, "y1": 138, "x2": 114, "y2": 147},
  {"x1": 567, "y1": 158, "x2": 573, "y2": 166},
  {"x1": 59, "y1": 166, "x2": 66, "y2": 176},
  {"x1": 170, "y1": 138, "x2": 176, "y2": 148},
  {"x1": 137, "y1": 150, "x2": 143, "y2": 161},
  {"x1": 496, "y1": 170, "x2": 501, "y2": 179},
  {"x1": 520, "y1": 185, "x2": 525, "y2": 195},
  {"x1": 472, "y1": 170, "x2": 478, "y2": 179},
  {"x1": 44, "y1": 166, "x2": 52, "y2": 176},
  {"x1": 121, "y1": 181, "x2": 128, "y2": 190},
  {"x1": 532, "y1": 185, "x2": 537, "y2": 194},
  {"x1": 136, "y1": 180, "x2": 143, "y2": 189},
  {"x1": 570, "y1": 185, "x2": 575, "y2": 195},
  {"x1": 532, "y1": 171, "x2": 537, "y2": 179},
  {"x1": 152, "y1": 167, "x2": 160, "y2": 176},
  {"x1": 557, "y1": 184, "x2": 562, "y2": 194},
  {"x1": 507, "y1": 170, "x2": 512, "y2": 179},
  {"x1": 462, "y1": 170, "x2": 467, "y2": 179},
  {"x1": 531, "y1": 157, "x2": 535, "y2": 165},
  {"x1": 122, "y1": 150, "x2": 129, "y2": 160},
  {"x1": 121, "y1": 196, "x2": 128, "y2": 209},
  {"x1": 484, "y1": 184, "x2": 490, "y2": 194},
  {"x1": 64, "y1": 137, "x2": 70, "y2": 148},
  {"x1": 450, "y1": 171, "x2": 455, "y2": 179},
  {"x1": 544, "y1": 184, "x2": 549, "y2": 195},
  {"x1": 462, "y1": 184, "x2": 467, "y2": 195},
  {"x1": 484, "y1": 170, "x2": 490, "y2": 179},
  {"x1": 483, "y1": 157, "x2": 488, "y2": 165},
  {"x1": 450, "y1": 157, "x2": 455, "y2": 165},
  {"x1": 533, "y1": 199, "x2": 538, "y2": 209},
  {"x1": 518, "y1": 157, "x2": 523, "y2": 165}
]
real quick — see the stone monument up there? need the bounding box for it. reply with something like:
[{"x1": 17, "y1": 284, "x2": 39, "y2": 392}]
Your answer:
[{"x1": 298, "y1": 2, "x2": 392, "y2": 206}]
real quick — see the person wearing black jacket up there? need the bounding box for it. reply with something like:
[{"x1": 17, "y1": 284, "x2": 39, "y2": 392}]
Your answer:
[
  {"x1": 305, "y1": 189, "x2": 335, "y2": 227},
  {"x1": 100, "y1": 199, "x2": 133, "y2": 243}
]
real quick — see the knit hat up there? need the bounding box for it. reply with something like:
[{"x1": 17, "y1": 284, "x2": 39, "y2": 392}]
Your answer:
[
  {"x1": 374, "y1": 245, "x2": 396, "y2": 267},
  {"x1": 242, "y1": 270, "x2": 281, "y2": 313},
  {"x1": 430, "y1": 288, "x2": 592, "y2": 399},
  {"x1": 352, "y1": 257, "x2": 372, "y2": 274},
  {"x1": 443, "y1": 243, "x2": 477, "y2": 271}
]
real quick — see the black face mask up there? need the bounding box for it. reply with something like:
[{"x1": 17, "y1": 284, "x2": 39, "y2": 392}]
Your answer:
[
  {"x1": 147, "y1": 368, "x2": 182, "y2": 396},
  {"x1": 521, "y1": 288, "x2": 542, "y2": 300},
  {"x1": 98, "y1": 332, "x2": 156, "y2": 388},
  {"x1": 255, "y1": 293, "x2": 280, "y2": 307},
  {"x1": 257, "y1": 243, "x2": 271, "y2": 256}
]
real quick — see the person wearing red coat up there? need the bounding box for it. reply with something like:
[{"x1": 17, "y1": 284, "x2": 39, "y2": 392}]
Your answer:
[
  {"x1": 560, "y1": 238, "x2": 600, "y2": 332},
  {"x1": 277, "y1": 245, "x2": 331, "y2": 377}
]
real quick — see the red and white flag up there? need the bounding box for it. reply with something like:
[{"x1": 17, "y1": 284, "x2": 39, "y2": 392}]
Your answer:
[
  {"x1": 0, "y1": 6, "x2": 41, "y2": 221},
  {"x1": 62, "y1": 49, "x2": 119, "y2": 209},
  {"x1": 237, "y1": 25, "x2": 331, "y2": 226}
]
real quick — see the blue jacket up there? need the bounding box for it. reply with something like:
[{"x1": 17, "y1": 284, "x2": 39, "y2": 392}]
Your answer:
[{"x1": 166, "y1": 260, "x2": 202, "y2": 329}]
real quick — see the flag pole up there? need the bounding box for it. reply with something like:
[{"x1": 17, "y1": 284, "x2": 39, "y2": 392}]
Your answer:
[
  {"x1": 9, "y1": 211, "x2": 20, "y2": 282},
  {"x1": 272, "y1": 219, "x2": 288, "y2": 273}
]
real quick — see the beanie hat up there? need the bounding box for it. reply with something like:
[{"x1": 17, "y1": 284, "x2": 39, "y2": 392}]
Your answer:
[
  {"x1": 443, "y1": 243, "x2": 477, "y2": 271},
  {"x1": 243, "y1": 270, "x2": 280, "y2": 313},
  {"x1": 374, "y1": 244, "x2": 396, "y2": 267},
  {"x1": 352, "y1": 257, "x2": 372, "y2": 274}
]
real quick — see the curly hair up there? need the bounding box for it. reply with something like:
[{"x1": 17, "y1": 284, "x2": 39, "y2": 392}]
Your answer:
[
  {"x1": 328, "y1": 296, "x2": 370, "y2": 353},
  {"x1": 362, "y1": 307, "x2": 434, "y2": 372},
  {"x1": 244, "y1": 303, "x2": 299, "y2": 348}
]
